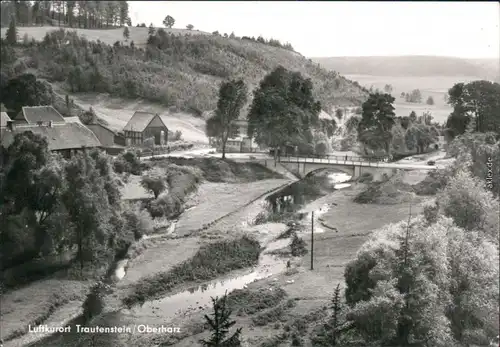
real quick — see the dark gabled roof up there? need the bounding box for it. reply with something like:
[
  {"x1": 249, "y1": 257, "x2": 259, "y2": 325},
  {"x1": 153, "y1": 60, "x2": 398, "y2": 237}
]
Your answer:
[
  {"x1": 86, "y1": 123, "x2": 117, "y2": 135},
  {"x1": 14, "y1": 106, "x2": 66, "y2": 124},
  {"x1": 0, "y1": 112, "x2": 11, "y2": 127},
  {"x1": 1, "y1": 123, "x2": 102, "y2": 151},
  {"x1": 123, "y1": 111, "x2": 167, "y2": 132}
]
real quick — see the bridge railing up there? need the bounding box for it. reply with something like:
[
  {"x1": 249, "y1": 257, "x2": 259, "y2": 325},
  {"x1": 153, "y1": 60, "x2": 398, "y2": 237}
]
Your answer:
[{"x1": 280, "y1": 154, "x2": 384, "y2": 166}]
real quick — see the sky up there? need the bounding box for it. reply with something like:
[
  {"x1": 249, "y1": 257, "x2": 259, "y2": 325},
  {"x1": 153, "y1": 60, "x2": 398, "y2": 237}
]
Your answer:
[{"x1": 129, "y1": 1, "x2": 500, "y2": 59}]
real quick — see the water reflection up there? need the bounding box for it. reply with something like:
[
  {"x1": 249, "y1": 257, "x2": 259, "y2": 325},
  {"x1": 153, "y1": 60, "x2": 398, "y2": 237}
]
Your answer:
[{"x1": 134, "y1": 239, "x2": 289, "y2": 322}]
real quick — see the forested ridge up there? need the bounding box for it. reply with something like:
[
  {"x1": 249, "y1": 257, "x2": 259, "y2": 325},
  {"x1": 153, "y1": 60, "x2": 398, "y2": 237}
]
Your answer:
[
  {"x1": 0, "y1": 1, "x2": 130, "y2": 28},
  {"x1": 0, "y1": 1, "x2": 368, "y2": 117}
]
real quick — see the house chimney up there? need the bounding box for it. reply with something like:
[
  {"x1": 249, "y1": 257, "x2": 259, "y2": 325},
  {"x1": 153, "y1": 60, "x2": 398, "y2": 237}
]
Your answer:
[{"x1": 6, "y1": 120, "x2": 14, "y2": 131}]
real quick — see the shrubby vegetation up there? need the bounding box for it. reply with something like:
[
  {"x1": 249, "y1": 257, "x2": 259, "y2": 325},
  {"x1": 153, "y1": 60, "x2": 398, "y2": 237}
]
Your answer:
[
  {"x1": 339, "y1": 124, "x2": 499, "y2": 346},
  {"x1": 0, "y1": 132, "x2": 154, "y2": 283},
  {"x1": 1, "y1": 28, "x2": 367, "y2": 118},
  {"x1": 344, "y1": 215, "x2": 498, "y2": 346},
  {"x1": 123, "y1": 236, "x2": 261, "y2": 306}
]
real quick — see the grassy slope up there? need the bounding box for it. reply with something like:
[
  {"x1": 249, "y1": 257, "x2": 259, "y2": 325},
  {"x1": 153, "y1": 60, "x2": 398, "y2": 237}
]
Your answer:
[{"x1": 1, "y1": 26, "x2": 368, "y2": 142}]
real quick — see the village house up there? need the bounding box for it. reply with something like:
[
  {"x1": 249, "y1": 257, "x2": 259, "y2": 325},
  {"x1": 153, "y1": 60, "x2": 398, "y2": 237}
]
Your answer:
[
  {"x1": 0, "y1": 112, "x2": 12, "y2": 137},
  {"x1": 2, "y1": 121, "x2": 102, "y2": 158},
  {"x1": 86, "y1": 123, "x2": 126, "y2": 155},
  {"x1": 123, "y1": 111, "x2": 169, "y2": 146},
  {"x1": 12, "y1": 105, "x2": 66, "y2": 125},
  {"x1": 1, "y1": 106, "x2": 102, "y2": 158}
]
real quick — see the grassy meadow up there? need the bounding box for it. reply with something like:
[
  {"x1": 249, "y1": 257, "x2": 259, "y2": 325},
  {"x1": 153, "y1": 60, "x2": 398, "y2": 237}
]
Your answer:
[{"x1": 0, "y1": 26, "x2": 211, "y2": 48}]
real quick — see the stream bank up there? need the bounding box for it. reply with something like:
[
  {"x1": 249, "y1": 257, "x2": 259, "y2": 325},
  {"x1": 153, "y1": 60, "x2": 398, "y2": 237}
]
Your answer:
[{"x1": 21, "y1": 170, "x2": 354, "y2": 347}]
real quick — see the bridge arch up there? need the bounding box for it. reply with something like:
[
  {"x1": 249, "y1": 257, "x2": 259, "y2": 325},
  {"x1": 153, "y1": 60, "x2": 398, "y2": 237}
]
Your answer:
[
  {"x1": 304, "y1": 166, "x2": 354, "y2": 178},
  {"x1": 280, "y1": 161, "x2": 356, "y2": 178}
]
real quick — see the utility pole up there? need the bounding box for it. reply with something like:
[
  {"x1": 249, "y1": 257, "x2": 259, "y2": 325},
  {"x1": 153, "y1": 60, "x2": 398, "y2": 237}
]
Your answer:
[{"x1": 311, "y1": 211, "x2": 314, "y2": 270}]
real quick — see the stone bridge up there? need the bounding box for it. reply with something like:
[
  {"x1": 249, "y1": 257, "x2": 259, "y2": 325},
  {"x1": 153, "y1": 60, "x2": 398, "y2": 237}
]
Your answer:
[{"x1": 278, "y1": 155, "x2": 435, "y2": 180}]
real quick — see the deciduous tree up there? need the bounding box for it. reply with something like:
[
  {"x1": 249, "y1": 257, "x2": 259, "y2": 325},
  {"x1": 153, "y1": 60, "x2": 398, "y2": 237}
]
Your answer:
[
  {"x1": 357, "y1": 93, "x2": 396, "y2": 154},
  {"x1": 2, "y1": 74, "x2": 52, "y2": 114},
  {"x1": 408, "y1": 111, "x2": 417, "y2": 123},
  {"x1": 140, "y1": 170, "x2": 167, "y2": 199},
  {"x1": 445, "y1": 80, "x2": 500, "y2": 136},
  {"x1": 247, "y1": 66, "x2": 321, "y2": 160},
  {"x1": 186, "y1": 24, "x2": 194, "y2": 30},
  {"x1": 206, "y1": 79, "x2": 247, "y2": 159},
  {"x1": 63, "y1": 151, "x2": 113, "y2": 271},
  {"x1": 404, "y1": 123, "x2": 438, "y2": 154},
  {"x1": 405, "y1": 89, "x2": 422, "y2": 103},
  {"x1": 148, "y1": 22, "x2": 155, "y2": 35},
  {"x1": 162, "y1": 15, "x2": 174, "y2": 28}
]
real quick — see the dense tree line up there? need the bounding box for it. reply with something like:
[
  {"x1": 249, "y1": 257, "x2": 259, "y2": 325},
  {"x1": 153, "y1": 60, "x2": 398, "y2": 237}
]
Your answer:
[
  {"x1": 0, "y1": 133, "x2": 151, "y2": 279},
  {"x1": 0, "y1": 1, "x2": 130, "y2": 28},
  {"x1": 337, "y1": 93, "x2": 442, "y2": 156},
  {"x1": 445, "y1": 80, "x2": 500, "y2": 138},
  {"x1": 404, "y1": 89, "x2": 422, "y2": 103}
]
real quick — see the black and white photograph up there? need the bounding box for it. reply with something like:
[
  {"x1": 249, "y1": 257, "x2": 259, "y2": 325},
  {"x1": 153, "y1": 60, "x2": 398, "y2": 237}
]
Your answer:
[{"x1": 0, "y1": 1, "x2": 499, "y2": 346}]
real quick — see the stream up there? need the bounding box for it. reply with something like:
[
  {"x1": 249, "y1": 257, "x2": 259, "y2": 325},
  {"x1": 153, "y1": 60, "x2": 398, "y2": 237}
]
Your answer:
[{"x1": 24, "y1": 170, "x2": 352, "y2": 347}]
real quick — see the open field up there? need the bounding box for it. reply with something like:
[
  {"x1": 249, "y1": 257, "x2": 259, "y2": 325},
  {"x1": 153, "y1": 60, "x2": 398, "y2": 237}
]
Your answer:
[
  {"x1": 0, "y1": 26, "x2": 211, "y2": 48},
  {"x1": 343, "y1": 74, "x2": 481, "y2": 123}
]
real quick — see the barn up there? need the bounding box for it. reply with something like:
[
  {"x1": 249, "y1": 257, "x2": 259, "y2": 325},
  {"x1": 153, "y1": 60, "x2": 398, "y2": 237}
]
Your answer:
[{"x1": 122, "y1": 111, "x2": 169, "y2": 146}]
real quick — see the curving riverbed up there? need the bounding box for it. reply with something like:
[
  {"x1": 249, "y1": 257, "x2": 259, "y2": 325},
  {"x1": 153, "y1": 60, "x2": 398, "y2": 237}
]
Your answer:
[
  {"x1": 26, "y1": 231, "x2": 292, "y2": 347},
  {"x1": 24, "y1": 169, "x2": 353, "y2": 347}
]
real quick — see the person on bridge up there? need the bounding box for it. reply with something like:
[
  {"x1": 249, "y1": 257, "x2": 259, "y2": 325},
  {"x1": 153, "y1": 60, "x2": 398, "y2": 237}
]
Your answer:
[{"x1": 345, "y1": 155, "x2": 347, "y2": 162}]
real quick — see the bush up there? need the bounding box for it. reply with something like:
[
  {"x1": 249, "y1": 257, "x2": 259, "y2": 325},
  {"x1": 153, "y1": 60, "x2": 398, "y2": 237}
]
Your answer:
[
  {"x1": 169, "y1": 130, "x2": 183, "y2": 141},
  {"x1": 252, "y1": 305, "x2": 287, "y2": 326},
  {"x1": 82, "y1": 281, "x2": 112, "y2": 322},
  {"x1": 224, "y1": 287, "x2": 287, "y2": 316},
  {"x1": 140, "y1": 170, "x2": 167, "y2": 199},
  {"x1": 315, "y1": 142, "x2": 328, "y2": 156},
  {"x1": 114, "y1": 150, "x2": 142, "y2": 175},
  {"x1": 358, "y1": 172, "x2": 373, "y2": 183},
  {"x1": 122, "y1": 204, "x2": 154, "y2": 239},
  {"x1": 290, "y1": 234, "x2": 308, "y2": 256}
]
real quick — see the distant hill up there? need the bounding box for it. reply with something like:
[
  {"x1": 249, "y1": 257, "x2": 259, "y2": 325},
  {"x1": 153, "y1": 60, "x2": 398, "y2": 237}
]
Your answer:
[
  {"x1": 0, "y1": 26, "x2": 368, "y2": 121},
  {"x1": 311, "y1": 56, "x2": 499, "y2": 81}
]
